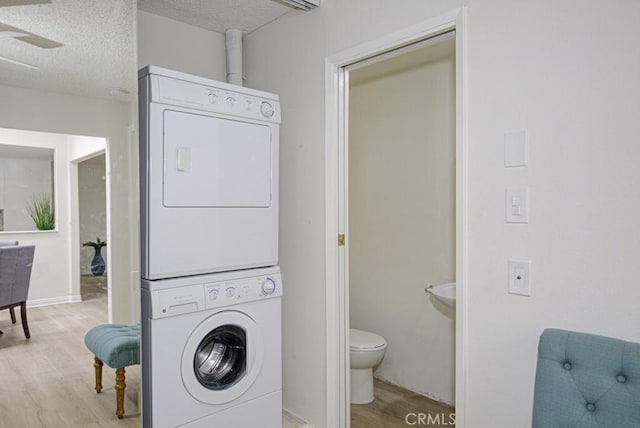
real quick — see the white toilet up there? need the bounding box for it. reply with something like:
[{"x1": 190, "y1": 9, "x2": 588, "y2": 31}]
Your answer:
[{"x1": 350, "y1": 328, "x2": 387, "y2": 404}]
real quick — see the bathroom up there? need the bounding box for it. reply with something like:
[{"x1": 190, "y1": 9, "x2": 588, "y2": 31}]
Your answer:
[{"x1": 347, "y1": 35, "x2": 457, "y2": 425}]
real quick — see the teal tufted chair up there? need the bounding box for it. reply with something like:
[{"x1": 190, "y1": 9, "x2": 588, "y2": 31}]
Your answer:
[{"x1": 533, "y1": 328, "x2": 640, "y2": 427}]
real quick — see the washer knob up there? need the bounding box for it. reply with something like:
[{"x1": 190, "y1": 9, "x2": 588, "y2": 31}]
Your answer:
[
  {"x1": 262, "y1": 278, "x2": 276, "y2": 295},
  {"x1": 226, "y1": 96, "x2": 236, "y2": 107},
  {"x1": 208, "y1": 93, "x2": 219, "y2": 104},
  {"x1": 208, "y1": 287, "x2": 219, "y2": 300},
  {"x1": 260, "y1": 101, "x2": 275, "y2": 118},
  {"x1": 225, "y1": 286, "x2": 236, "y2": 297}
]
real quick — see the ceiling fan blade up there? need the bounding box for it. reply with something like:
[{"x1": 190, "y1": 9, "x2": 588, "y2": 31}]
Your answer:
[
  {"x1": 0, "y1": 0, "x2": 51, "y2": 6},
  {"x1": 0, "y1": 22, "x2": 62, "y2": 48},
  {"x1": 16, "y1": 33, "x2": 63, "y2": 48}
]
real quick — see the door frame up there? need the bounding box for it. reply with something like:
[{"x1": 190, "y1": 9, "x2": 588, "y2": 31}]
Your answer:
[{"x1": 324, "y1": 7, "x2": 469, "y2": 427}]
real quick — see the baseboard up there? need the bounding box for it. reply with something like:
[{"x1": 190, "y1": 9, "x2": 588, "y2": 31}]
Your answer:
[
  {"x1": 283, "y1": 409, "x2": 314, "y2": 428},
  {"x1": 27, "y1": 295, "x2": 82, "y2": 307}
]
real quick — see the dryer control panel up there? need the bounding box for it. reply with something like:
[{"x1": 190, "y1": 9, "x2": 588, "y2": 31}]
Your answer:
[
  {"x1": 150, "y1": 74, "x2": 281, "y2": 123},
  {"x1": 146, "y1": 272, "x2": 282, "y2": 319}
]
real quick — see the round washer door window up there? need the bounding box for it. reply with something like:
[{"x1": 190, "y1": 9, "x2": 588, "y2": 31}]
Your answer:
[
  {"x1": 194, "y1": 325, "x2": 246, "y2": 390},
  {"x1": 181, "y1": 311, "x2": 264, "y2": 404}
]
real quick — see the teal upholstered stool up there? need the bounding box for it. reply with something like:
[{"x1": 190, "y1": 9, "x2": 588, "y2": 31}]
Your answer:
[{"x1": 84, "y1": 324, "x2": 140, "y2": 419}]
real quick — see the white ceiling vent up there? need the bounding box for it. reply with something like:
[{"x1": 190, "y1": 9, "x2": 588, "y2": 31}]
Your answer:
[{"x1": 278, "y1": 0, "x2": 319, "y2": 11}]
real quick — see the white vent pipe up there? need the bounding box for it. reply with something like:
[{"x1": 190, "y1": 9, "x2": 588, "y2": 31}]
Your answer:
[{"x1": 225, "y1": 28, "x2": 243, "y2": 86}]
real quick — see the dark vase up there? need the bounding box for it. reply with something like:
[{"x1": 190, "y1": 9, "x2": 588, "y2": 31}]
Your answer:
[{"x1": 91, "y1": 247, "x2": 105, "y2": 276}]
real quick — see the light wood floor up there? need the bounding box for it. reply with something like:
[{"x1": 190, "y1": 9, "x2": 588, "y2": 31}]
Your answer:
[
  {"x1": 351, "y1": 379, "x2": 456, "y2": 428},
  {"x1": 0, "y1": 275, "x2": 141, "y2": 427}
]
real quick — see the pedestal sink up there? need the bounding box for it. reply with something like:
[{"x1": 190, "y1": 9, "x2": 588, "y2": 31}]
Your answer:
[{"x1": 425, "y1": 282, "x2": 456, "y2": 310}]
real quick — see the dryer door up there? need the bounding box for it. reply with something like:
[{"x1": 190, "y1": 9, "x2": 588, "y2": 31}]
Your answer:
[
  {"x1": 141, "y1": 102, "x2": 279, "y2": 280},
  {"x1": 181, "y1": 310, "x2": 264, "y2": 404}
]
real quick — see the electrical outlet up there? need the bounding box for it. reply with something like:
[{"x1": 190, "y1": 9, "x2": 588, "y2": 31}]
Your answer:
[{"x1": 508, "y1": 259, "x2": 531, "y2": 296}]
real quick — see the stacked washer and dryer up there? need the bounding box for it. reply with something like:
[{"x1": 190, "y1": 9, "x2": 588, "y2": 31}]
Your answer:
[{"x1": 138, "y1": 66, "x2": 282, "y2": 428}]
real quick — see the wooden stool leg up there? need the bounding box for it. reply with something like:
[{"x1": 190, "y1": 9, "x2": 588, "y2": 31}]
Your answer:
[
  {"x1": 115, "y1": 367, "x2": 126, "y2": 419},
  {"x1": 10, "y1": 307, "x2": 16, "y2": 324},
  {"x1": 93, "y1": 357, "x2": 103, "y2": 393}
]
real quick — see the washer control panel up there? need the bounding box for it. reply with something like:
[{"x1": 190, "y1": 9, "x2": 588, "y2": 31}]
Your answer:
[
  {"x1": 204, "y1": 273, "x2": 282, "y2": 309},
  {"x1": 145, "y1": 268, "x2": 282, "y2": 319}
]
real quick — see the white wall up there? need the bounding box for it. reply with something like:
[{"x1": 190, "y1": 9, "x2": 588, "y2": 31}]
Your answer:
[
  {"x1": 349, "y1": 44, "x2": 456, "y2": 404},
  {"x1": 68, "y1": 135, "x2": 106, "y2": 161},
  {"x1": 137, "y1": 10, "x2": 227, "y2": 81},
  {"x1": 244, "y1": 1, "x2": 640, "y2": 426},
  {"x1": 78, "y1": 155, "x2": 107, "y2": 275},
  {"x1": 0, "y1": 83, "x2": 137, "y2": 324}
]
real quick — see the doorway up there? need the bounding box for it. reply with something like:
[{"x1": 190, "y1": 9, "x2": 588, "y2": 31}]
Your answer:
[
  {"x1": 77, "y1": 153, "x2": 108, "y2": 303},
  {"x1": 68, "y1": 138, "x2": 111, "y2": 321},
  {"x1": 324, "y1": 8, "x2": 468, "y2": 428},
  {"x1": 348, "y1": 35, "x2": 456, "y2": 426}
]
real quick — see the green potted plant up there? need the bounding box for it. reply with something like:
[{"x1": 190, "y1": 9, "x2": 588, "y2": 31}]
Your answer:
[
  {"x1": 83, "y1": 237, "x2": 107, "y2": 276},
  {"x1": 26, "y1": 193, "x2": 55, "y2": 230}
]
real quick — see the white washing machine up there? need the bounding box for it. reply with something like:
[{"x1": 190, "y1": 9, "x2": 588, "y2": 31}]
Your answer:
[{"x1": 141, "y1": 267, "x2": 282, "y2": 428}]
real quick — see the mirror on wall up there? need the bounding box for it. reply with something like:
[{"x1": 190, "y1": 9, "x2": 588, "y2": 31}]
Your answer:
[{"x1": 0, "y1": 144, "x2": 55, "y2": 232}]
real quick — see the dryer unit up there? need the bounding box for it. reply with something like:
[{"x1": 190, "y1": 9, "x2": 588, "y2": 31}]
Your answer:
[{"x1": 138, "y1": 66, "x2": 280, "y2": 280}]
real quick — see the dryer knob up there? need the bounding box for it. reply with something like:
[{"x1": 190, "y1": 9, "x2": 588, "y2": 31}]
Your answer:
[
  {"x1": 225, "y1": 286, "x2": 236, "y2": 297},
  {"x1": 262, "y1": 278, "x2": 276, "y2": 295},
  {"x1": 260, "y1": 101, "x2": 275, "y2": 118}
]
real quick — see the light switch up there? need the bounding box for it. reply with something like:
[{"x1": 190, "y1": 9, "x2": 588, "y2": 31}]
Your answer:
[
  {"x1": 506, "y1": 188, "x2": 528, "y2": 223},
  {"x1": 508, "y1": 259, "x2": 531, "y2": 296},
  {"x1": 504, "y1": 130, "x2": 528, "y2": 167},
  {"x1": 176, "y1": 147, "x2": 191, "y2": 172}
]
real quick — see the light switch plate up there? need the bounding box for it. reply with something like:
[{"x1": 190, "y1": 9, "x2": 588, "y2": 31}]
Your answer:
[
  {"x1": 504, "y1": 130, "x2": 528, "y2": 167},
  {"x1": 505, "y1": 188, "x2": 529, "y2": 223},
  {"x1": 508, "y1": 259, "x2": 531, "y2": 296}
]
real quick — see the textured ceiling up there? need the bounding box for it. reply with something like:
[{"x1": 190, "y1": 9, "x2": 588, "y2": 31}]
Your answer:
[
  {"x1": 0, "y1": 0, "x2": 296, "y2": 102},
  {"x1": 137, "y1": 0, "x2": 294, "y2": 34},
  {"x1": 0, "y1": 0, "x2": 136, "y2": 101}
]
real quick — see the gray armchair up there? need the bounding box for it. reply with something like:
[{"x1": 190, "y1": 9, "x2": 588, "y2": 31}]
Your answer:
[{"x1": 0, "y1": 244, "x2": 35, "y2": 339}]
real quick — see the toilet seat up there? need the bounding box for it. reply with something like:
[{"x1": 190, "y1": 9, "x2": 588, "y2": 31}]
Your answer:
[{"x1": 350, "y1": 328, "x2": 386, "y2": 350}]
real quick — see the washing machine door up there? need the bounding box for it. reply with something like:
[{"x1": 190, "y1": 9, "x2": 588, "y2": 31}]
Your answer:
[{"x1": 181, "y1": 310, "x2": 264, "y2": 404}]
